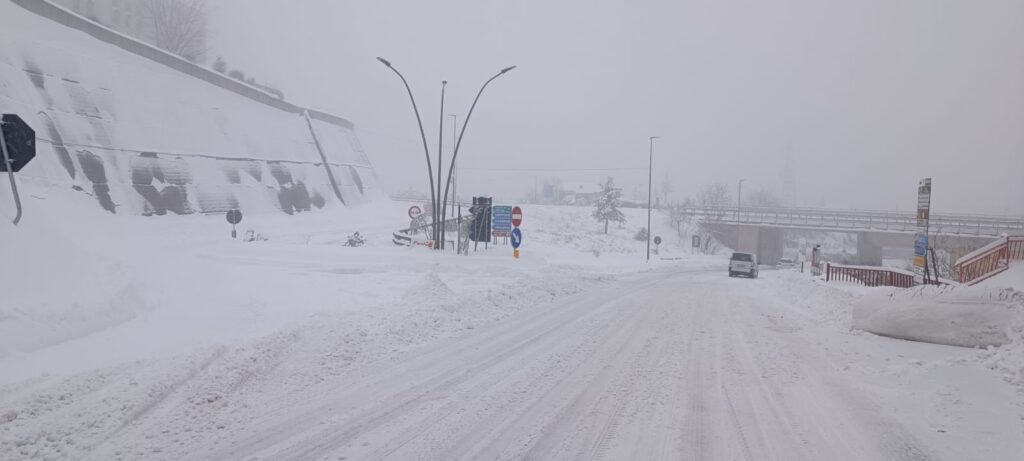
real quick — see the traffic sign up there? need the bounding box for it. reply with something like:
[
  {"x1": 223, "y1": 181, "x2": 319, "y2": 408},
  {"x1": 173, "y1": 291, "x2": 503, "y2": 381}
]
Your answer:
[
  {"x1": 511, "y1": 206, "x2": 523, "y2": 227},
  {"x1": 492, "y1": 206, "x2": 513, "y2": 236},
  {"x1": 226, "y1": 209, "x2": 243, "y2": 239},
  {"x1": 691, "y1": 235, "x2": 700, "y2": 248},
  {"x1": 408, "y1": 205, "x2": 422, "y2": 219},
  {"x1": 511, "y1": 227, "x2": 522, "y2": 249},
  {"x1": 654, "y1": 235, "x2": 662, "y2": 245},
  {"x1": 0, "y1": 114, "x2": 36, "y2": 173},
  {"x1": 226, "y1": 209, "x2": 243, "y2": 224}
]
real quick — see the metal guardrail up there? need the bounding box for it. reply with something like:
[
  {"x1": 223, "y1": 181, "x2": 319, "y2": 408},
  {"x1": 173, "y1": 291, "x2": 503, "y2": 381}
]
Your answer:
[
  {"x1": 685, "y1": 206, "x2": 1024, "y2": 237},
  {"x1": 825, "y1": 263, "x2": 916, "y2": 288}
]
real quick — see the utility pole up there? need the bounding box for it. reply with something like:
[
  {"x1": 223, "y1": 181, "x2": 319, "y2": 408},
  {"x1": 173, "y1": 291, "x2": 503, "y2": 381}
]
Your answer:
[
  {"x1": 737, "y1": 178, "x2": 745, "y2": 221},
  {"x1": 647, "y1": 136, "x2": 660, "y2": 262},
  {"x1": 436, "y1": 81, "x2": 447, "y2": 250}
]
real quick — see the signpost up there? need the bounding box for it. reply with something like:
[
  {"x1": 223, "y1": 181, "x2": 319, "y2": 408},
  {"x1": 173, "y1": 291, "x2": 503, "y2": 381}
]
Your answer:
[
  {"x1": 691, "y1": 235, "x2": 700, "y2": 254},
  {"x1": 913, "y1": 178, "x2": 932, "y2": 285},
  {"x1": 511, "y1": 227, "x2": 522, "y2": 258},
  {"x1": 408, "y1": 205, "x2": 422, "y2": 220},
  {"x1": 653, "y1": 235, "x2": 662, "y2": 255},
  {"x1": 226, "y1": 208, "x2": 243, "y2": 238},
  {"x1": 511, "y1": 205, "x2": 523, "y2": 259},
  {"x1": 491, "y1": 205, "x2": 513, "y2": 238},
  {"x1": 1, "y1": 114, "x2": 36, "y2": 225}
]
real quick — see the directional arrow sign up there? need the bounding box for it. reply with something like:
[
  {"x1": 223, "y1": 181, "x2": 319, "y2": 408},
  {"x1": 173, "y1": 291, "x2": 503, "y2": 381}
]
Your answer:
[{"x1": 511, "y1": 227, "x2": 523, "y2": 249}]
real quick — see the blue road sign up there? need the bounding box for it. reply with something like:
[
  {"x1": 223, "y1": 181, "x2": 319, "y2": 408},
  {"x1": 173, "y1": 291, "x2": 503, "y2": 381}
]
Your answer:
[
  {"x1": 492, "y1": 206, "x2": 513, "y2": 235},
  {"x1": 511, "y1": 228, "x2": 522, "y2": 249}
]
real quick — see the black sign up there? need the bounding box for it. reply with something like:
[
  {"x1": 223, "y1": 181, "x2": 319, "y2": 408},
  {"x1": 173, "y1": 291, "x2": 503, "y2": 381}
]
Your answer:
[
  {"x1": 654, "y1": 235, "x2": 662, "y2": 245},
  {"x1": 0, "y1": 114, "x2": 36, "y2": 173},
  {"x1": 469, "y1": 196, "x2": 493, "y2": 242},
  {"x1": 692, "y1": 235, "x2": 701, "y2": 248},
  {"x1": 226, "y1": 209, "x2": 243, "y2": 225}
]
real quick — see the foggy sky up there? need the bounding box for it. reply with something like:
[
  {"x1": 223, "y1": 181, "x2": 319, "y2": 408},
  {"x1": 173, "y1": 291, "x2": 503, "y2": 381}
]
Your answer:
[{"x1": 210, "y1": 0, "x2": 1024, "y2": 215}]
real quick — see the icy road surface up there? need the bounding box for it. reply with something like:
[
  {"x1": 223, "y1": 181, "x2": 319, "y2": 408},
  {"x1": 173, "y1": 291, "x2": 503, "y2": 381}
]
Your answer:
[{"x1": 48, "y1": 267, "x2": 1015, "y2": 461}]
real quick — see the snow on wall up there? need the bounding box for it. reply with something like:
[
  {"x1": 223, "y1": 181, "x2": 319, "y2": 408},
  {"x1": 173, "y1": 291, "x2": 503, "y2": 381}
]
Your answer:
[{"x1": 0, "y1": 0, "x2": 381, "y2": 216}]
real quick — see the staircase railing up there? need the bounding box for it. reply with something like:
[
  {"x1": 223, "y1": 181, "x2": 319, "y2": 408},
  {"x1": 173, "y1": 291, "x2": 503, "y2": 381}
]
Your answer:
[{"x1": 954, "y1": 234, "x2": 1024, "y2": 285}]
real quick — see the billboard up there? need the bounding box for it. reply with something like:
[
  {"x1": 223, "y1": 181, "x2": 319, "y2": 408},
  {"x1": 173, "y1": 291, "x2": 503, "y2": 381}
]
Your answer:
[{"x1": 913, "y1": 178, "x2": 932, "y2": 284}]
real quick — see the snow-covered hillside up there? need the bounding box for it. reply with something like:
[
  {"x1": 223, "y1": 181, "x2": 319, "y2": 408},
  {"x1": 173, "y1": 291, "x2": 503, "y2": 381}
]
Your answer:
[{"x1": 0, "y1": 0, "x2": 380, "y2": 217}]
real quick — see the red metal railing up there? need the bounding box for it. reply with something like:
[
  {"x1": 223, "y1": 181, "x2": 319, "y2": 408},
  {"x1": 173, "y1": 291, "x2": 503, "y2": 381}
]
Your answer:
[
  {"x1": 955, "y1": 235, "x2": 1024, "y2": 285},
  {"x1": 825, "y1": 263, "x2": 915, "y2": 288}
]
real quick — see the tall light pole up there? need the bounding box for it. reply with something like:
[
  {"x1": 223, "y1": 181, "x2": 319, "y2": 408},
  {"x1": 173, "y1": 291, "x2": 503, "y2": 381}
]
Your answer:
[
  {"x1": 436, "y1": 81, "x2": 447, "y2": 250},
  {"x1": 448, "y1": 113, "x2": 458, "y2": 253},
  {"x1": 439, "y1": 65, "x2": 516, "y2": 247},
  {"x1": 737, "y1": 178, "x2": 746, "y2": 221},
  {"x1": 647, "y1": 136, "x2": 660, "y2": 262},
  {"x1": 448, "y1": 113, "x2": 458, "y2": 214},
  {"x1": 377, "y1": 57, "x2": 438, "y2": 245}
]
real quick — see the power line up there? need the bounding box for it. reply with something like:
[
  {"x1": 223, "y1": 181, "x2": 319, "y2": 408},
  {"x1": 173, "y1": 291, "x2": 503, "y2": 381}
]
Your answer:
[{"x1": 458, "y1": 167, "x2": 645, "y2": 172}]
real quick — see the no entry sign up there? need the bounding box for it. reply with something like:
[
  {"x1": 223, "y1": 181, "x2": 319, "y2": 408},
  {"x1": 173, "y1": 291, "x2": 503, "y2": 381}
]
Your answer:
[{"x1": 511, "y1": 206, "x2": 523, "y2": 227}]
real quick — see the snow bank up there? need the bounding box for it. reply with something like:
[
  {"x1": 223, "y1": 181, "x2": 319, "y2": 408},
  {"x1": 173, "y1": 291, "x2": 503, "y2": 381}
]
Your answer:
[
  {"x1": 852, "y1": 284, "x2": 1024, "y2": 348},
  {"x1": 0, "y1": 0, "x2": 380, "y2": 217}
]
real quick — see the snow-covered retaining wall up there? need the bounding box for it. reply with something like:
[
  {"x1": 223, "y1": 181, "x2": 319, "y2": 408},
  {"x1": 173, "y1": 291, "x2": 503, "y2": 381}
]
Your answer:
[
  {"x1": 0, "y1": 0, "x2": 380, "y2": 216},
  {"x1": 852, "y1": 284, "x2": 1024, "y2": 348}
]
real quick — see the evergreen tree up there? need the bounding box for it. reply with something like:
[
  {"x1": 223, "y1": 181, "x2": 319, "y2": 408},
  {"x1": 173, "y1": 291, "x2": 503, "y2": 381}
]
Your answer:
[
  {"x1": 592, "y1": 177, "x2": 626, "y2": 234},
  {"x1": 213, "y1": 56, "x2": 227, "y2": 73}
]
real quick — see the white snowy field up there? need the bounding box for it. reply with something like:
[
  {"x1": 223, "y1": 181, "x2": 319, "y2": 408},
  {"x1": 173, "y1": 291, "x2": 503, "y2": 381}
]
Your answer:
[{"x1": 2, "y1": 194, "x2": 1024, "y2": 460}]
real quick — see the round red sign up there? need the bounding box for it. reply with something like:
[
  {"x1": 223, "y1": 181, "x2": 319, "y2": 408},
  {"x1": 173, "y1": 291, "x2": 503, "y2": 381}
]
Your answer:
[
  {"x1": 511, "y1": 206, "x2": 523, "y2": 227},
  {"x1": 408, "y1": 205, "x2": 423, "y2": 219}
]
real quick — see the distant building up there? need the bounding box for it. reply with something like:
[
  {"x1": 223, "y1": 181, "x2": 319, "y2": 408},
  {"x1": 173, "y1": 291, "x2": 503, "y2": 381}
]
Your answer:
[{"x1": 558, "y1": 182, "x2": 604, "y2": 206}]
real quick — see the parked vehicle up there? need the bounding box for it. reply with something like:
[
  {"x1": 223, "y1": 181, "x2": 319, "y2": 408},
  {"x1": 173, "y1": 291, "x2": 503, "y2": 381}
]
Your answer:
[
  {"x1": 776, "y1": 257, "x2": 795, "y2": 269},
  {"x1": 729, "y1": 252, "x2": 759, "y2": 278}
]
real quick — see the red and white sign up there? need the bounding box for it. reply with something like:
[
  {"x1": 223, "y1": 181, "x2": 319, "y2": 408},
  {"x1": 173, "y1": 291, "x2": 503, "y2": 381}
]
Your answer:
[
  {"x1": 511, "y1": 206, "x2": 523, "y2": 227},
  {"x1": 408, "y1": 205, "x2": 423, "y2": 220}
]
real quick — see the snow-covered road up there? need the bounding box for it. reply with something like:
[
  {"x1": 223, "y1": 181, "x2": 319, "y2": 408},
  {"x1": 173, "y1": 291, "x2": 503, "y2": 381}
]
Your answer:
[{"x1": 53, "y1": 266, "x2": 1017, "y2": 461}]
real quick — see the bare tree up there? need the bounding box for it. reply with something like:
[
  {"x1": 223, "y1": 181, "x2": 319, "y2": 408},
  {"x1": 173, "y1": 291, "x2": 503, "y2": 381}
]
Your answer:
[
  {"x1": 657, "y1": 173, "x2": 674, "y2": 208},
  {"x1": 142, "y1": 0, "x2": 209, "y2": 63}
]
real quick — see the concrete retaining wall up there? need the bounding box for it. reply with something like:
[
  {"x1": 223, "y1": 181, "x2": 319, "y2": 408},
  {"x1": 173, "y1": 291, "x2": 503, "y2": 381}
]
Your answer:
[{"x1": 0, "y1": 0, "x2": 380, "y2": 216}]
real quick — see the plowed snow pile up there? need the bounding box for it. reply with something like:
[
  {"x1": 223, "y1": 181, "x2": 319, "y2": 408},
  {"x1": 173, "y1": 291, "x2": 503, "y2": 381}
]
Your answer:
[{"x1": 852, "y1": 284, "x2": 1024, "y2": 348}]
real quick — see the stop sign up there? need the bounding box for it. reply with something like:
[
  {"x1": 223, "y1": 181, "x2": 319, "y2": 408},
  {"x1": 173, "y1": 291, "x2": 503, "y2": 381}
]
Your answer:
[
  {"x1": 0, "y1": 114, "x2": 36, "y2": 173},
  {"x1": 511, "y1": 206, "x2": 523, "y2": 227}
]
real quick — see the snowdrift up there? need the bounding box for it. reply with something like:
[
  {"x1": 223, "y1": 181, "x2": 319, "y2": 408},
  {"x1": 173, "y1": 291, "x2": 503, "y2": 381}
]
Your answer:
[
  {"x1": 852, "y1": 284, "x2": 1024, "y2": 348},
  {"x1": 0, "y1": 0, "x2": 380, "y2": 217}
]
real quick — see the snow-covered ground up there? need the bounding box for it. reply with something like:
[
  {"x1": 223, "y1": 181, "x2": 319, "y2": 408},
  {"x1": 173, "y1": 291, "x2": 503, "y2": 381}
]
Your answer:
[{"x1": 2, "y1": 187, "x2": 1024, "y2": 459}]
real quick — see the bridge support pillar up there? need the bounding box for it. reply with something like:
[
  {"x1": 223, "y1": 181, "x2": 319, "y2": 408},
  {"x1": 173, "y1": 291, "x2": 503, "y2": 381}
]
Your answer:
[
  {"x1": 856, "y1": 232, "x2": 884, "y2": 266},
  {"x1": 736, "y1": 225, "x2": 784, "y2": 266}
]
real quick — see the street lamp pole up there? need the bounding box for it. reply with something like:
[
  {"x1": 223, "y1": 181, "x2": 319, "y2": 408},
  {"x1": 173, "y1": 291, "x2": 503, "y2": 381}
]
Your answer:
[
  {"x1": 436, "y1": 81, "x2": 447, "y2": 250},
  {"x1": 448, "y1": 114, "x2": 458, "y2": 214},
  {"x1": 448, "y1": 113, "x2": 458, "y2": 253},
  {"x1": 647, "y1": 136, "x2": 660, "y2": 262},
  {"x1": 439, "y1": 65, "x2": 516, "y2": 247},
  {"x1": 737, "y1": 178, "x2": 746, "y2": 221},
  {"x1": 377, "y1": 57, "x2": 438, "y2": 246}
]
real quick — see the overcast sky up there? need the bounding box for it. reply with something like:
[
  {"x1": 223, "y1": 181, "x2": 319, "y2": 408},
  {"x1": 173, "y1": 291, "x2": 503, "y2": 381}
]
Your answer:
[{"x1": 210, "y1": 0, "x2": 1024, "y2": 215}]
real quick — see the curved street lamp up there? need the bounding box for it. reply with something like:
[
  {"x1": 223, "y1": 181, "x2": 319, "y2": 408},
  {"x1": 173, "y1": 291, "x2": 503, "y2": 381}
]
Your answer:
[
  {"x1": 377, "y1": 57, "x2": 439, "y2": 246},
  {"x1": 439, "y1": 65, "x2": 516, "y2": 247}
]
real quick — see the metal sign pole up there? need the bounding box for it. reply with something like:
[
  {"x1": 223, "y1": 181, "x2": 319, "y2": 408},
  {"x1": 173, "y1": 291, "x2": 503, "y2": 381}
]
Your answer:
[{"x1": 0, "y1": 122, "x2": 23, "y2": 225}]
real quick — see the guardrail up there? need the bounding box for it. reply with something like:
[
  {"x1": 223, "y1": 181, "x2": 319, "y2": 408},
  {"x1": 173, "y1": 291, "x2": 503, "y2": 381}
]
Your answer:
[
  {"x1": 685, "y1": 206, "x2": 1024, "y2": 237},
  {"x1": 954, "y1": 235, "x2": 1024, "y2": 285},
  {"x1": 825, "y1": 263, "x2": 916, "y2": 288}
]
